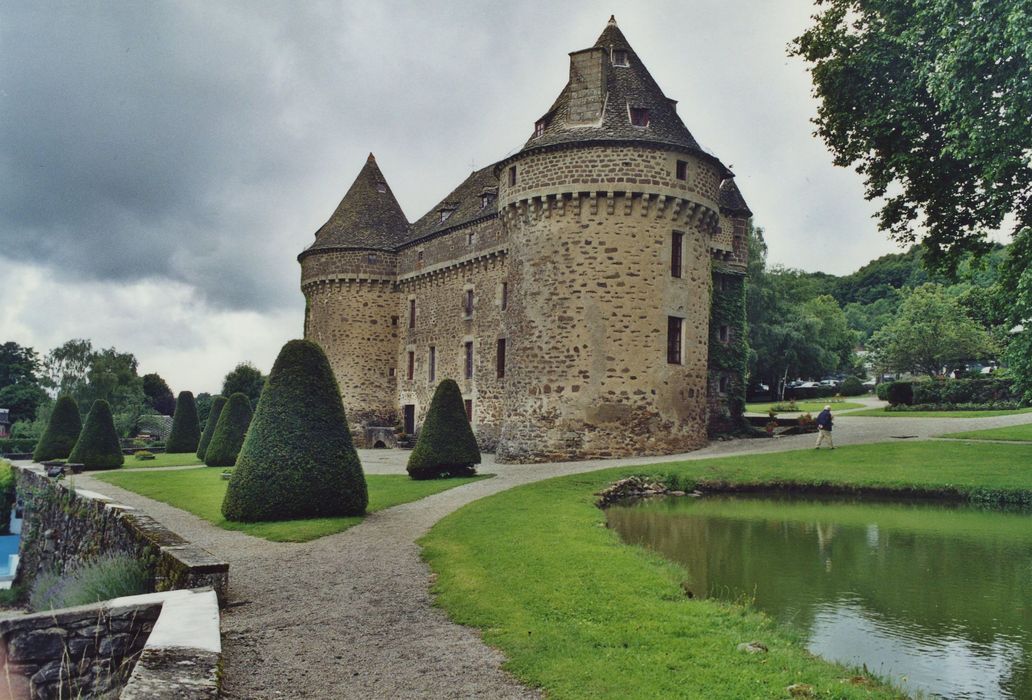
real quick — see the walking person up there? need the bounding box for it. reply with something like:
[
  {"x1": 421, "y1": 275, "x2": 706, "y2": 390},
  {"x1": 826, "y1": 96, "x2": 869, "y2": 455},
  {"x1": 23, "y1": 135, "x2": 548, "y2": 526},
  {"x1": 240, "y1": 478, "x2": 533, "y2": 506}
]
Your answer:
[{"x1": 815, "y1": 405, "x2": 834, "y2": 449}]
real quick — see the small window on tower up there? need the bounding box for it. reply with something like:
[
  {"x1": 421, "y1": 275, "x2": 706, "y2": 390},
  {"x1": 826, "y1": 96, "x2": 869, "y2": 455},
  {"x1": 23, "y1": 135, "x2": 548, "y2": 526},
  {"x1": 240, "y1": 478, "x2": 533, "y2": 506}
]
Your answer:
[
  {"x1": 534, "y1": 118, "x2": 547, "y2": 137},
  {"x1": 630, "y1": 108, "x2": 650, "y2": 127},
  {"x1": 467, "y1": 231, "x2": 475, "y2": 246},
  {"x1": 391, "y1": 315, "x2": 398, "y2": 326},
  {"x1": 671, "y1": 231, "x2": 684, "y2": 278},
  {"x1": 376, "y1": 182, "x2": 387, "y2": 193},
  {"x1": 463, "y1": 289, "x2": 474, "y2": 318},
  {"x1": 508, "y1": 166, "x2": 517, "y2": 187},
  {"x1": 718, "y1": 375, "x2": 730, "y2": 395},
  {"x1": 667, "y1": 316, "x2": 683, "y2": 365},
  {"x1": 464, "y1": 399, "x2": 473, "y2": 422},
  {"x1": 501, "y1": 282, "x2": 508, "y2": 311},
  {"x1": 719, "y1": 325, "x2": 730, "y2": 343},
  {"x1": 676, "y1": 160, "x2": 688, "y2": 180},
  {"x1": 417, "y1": 250, "x2": 424, "y2": 262},
  {"x1": 612, "y1": 49, "x2": 628, "y2": 67},
  {"x1": 464, "y1": 341, "x2": 474, "y2": 379},
  {"x1": 481, "y1": 194, "x2": 491, "y2": 208},
  {"x1": 440, "y1": 209, "x2": 453, "y2": 223},
  {"x1": 407, "y1": 351, "x2": 415, "y2": 381},
  {"x1": 367, "y1": 253, "x2": 378, "y2": 264}
]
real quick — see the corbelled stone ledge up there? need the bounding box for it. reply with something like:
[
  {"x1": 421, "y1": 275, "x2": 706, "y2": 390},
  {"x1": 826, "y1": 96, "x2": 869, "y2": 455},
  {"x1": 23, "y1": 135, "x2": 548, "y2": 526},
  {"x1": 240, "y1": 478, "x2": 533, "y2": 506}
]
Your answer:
[
  {"x1": 12, "y1": 465, "x2": 229, "y2": 605},
  {"x1": 0, "y1": 588, "x2": 221, "y2": 699}
]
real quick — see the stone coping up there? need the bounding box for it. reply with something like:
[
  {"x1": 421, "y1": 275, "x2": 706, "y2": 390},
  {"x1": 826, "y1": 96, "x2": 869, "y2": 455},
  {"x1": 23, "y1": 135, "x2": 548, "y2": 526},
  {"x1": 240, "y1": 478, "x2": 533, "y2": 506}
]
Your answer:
[{"x1": 14, "y1": 464, "x2": 229, "y2": 604}]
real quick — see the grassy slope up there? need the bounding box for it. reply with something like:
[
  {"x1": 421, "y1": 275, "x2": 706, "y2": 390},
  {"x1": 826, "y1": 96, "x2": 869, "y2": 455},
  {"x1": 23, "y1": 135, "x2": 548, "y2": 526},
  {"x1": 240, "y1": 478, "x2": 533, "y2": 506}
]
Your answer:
[
  {"x1": 745, "y1": 400, "x2": 865, "y2": 413},
  {"x1": 421, "y1": 442, "x2": 1032, "y2": 699},
  {"x1": 940, "y1": 423, "x2": 1032, "y2": 441},
  {"x1": 847, "y1": 406, "x2": 1032, "y2": 418},
  {"x1": 95, "y1": 468, "x2": 487, "y2": 542},
  {"x1": 123, "y1": 452, "x2": 202, "y2": 468}
]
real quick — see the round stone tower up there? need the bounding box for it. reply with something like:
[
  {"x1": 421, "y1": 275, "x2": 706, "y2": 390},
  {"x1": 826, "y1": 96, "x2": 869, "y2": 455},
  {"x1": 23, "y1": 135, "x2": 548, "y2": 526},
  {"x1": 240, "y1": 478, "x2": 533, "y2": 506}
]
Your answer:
[
  {"x1": 298, "y1": 154, "x2": 406, "y2": 435},
  {"x1": 495, "y1": 17, "x2": 730, "y2": 462}
]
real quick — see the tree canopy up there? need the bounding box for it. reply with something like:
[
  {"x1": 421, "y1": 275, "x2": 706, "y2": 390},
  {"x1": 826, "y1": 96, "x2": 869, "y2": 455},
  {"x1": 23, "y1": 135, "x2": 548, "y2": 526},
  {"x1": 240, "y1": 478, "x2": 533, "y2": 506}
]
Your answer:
[
  {"x1": 142, "y1": 373, "x2": 175, "y2": 415},
  {"x1": 222, "y1": 362, "x2": 266, "y2": 407},
  {"x1": 792, "y1": 0, "x2": 1032, "y2": 274},
  {"x1": 870, "y1": 284, "x2": 995, "y2": 377}
]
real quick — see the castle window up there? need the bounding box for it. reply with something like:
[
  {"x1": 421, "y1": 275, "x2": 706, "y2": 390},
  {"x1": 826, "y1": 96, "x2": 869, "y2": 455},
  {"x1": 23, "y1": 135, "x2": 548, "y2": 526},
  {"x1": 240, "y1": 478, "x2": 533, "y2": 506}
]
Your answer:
[
  {"x1": 534, "y1": 119, "x2": 546, "y2": 137},
  {"x1": 407, "y1": 351, "x2": 415, "y2": 381},
  {"x1": 464, "y1": 341, "x2": 474, "y2": 379},
  {"x1": 676, "y1": 160, "x2": 688, "y2": 180},
  {"x1": 464, "y1": 399, "x2": 473, "y2": 422},
  {"x1": 409, "y1": 299, "x2": 416, "y2": 328},
  {"x1": 376, "y1": 182, "x2": 387, "y2": 193},
  {"x1": 501, "y1": 282, "x2": 508, "y2": 311},
  {"x1": 391, "y1": 315, "x2": 398, "y2": 326},
  {"x1": 508, "y1": 166, "x2": 517, "y2": 187},
  {"x1": 388, "y1": 367, "x2": 396, "y2": 377},
  {"x1": 467, "y1": 231, "x2": 475, "y2": 246},
  {"x1": 440, "y1": 209, "x2": 453, "y2": 223},
  {"x1": 496, "y1": 338, "x2": 506, "y2": 379},
  {"x1": 667, "y1": 316, "x2": 683, "y2": 365},
  {"x1": 481, "y1": 194, "x2": 492, "y2": 208},
  {"x1": 463, "y1": 289, "x2": 474, "y2": 318},
  {"x1": 417, "y1": 250, "x2": 424, "y2": 262},
  {"x1": 671, "y1": 231, "x2": 684, "y2": 278},
  {"x1": 612, "y1": 49, "x2": 628, "y2": 67},
  {"x1": 630, "y1": 108, "x2": 650, "y2": 127},
  {"x1": 718, "y1": 375, "x2": 730, "y2": 395},
  {"x1": 719, "y1": 325, "x2": 730, "y2": 343},
  {"x1": 367, "y1": 253, "x2": 378, "y2": 264},
  {"x1": 428, "y1": 346, "x2": 436, "y2": 382}
]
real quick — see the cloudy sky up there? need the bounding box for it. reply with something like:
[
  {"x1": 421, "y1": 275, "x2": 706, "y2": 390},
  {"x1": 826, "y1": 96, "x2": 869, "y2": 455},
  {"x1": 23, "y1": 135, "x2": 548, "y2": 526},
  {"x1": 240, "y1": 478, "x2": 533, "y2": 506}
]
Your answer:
[{"x1": 1, "y1": 1, "x2": 901, "y2": 393}]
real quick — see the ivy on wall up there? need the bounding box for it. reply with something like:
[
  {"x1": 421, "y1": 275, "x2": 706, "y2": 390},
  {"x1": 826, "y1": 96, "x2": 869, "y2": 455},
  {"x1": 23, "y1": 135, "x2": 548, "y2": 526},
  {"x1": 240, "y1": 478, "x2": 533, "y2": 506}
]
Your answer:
[{"x1": 709, "y1": 269, "x2": 748, "y2": 423}]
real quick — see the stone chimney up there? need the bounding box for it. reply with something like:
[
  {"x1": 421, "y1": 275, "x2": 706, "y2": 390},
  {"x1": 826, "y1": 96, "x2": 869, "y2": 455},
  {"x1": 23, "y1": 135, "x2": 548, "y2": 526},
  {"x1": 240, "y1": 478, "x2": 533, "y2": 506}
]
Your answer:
[{"x1": 567, "y1": 47, "x2": 607, "y2": 125}]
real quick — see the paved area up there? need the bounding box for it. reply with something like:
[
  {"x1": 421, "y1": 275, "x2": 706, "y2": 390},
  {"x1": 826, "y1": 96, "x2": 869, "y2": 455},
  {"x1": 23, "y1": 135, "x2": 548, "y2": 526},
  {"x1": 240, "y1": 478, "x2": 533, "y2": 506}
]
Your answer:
[{"x1": 65, "y1": 405, "x2": 1032, "y2": 699}]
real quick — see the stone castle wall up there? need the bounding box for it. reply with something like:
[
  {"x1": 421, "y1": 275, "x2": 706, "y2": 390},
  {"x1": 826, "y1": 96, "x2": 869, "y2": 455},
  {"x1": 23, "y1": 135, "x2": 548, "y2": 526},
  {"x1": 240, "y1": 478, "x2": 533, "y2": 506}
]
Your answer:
[
  {"x1": 396, "y1": 218, "x2": 508, "y2": 450},
  {"x1": 302, "y1": 251, "x2": 400, "y2": 436},
  {"x1": 495, "y1": 145, "x2": 722, "y2": 461}
]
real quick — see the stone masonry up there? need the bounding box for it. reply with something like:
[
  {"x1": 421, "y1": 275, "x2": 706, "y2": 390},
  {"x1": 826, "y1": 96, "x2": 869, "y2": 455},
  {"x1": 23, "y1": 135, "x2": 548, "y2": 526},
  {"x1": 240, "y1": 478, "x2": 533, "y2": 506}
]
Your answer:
[{"x1": 298, "y1": 17, "x2": 752, "y2": 462}]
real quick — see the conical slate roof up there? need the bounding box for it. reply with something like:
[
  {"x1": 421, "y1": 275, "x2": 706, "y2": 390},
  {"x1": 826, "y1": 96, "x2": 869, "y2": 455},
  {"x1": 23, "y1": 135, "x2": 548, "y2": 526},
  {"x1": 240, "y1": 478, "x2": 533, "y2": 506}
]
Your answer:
[
  {"x1": 521, "y1": 17, "x2": 703, "y2": 154},
  {"x1": 304, "y1": 154, "x2": 409, "y2": 253},
  {"x1": 718, "y1": 178, "x2": 752, "y2": 216}
]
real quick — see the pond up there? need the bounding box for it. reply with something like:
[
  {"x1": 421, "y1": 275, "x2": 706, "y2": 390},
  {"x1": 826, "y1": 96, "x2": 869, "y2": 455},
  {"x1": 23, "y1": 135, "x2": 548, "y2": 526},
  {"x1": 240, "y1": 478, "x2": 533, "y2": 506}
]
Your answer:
[{"x1": 607, "y1": 493, "x2": 1032, "y2": 699}]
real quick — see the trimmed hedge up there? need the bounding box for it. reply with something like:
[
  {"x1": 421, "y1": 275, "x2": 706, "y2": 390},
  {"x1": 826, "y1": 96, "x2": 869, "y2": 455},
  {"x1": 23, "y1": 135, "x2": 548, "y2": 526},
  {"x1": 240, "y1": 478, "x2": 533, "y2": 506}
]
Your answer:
[
  {"x1": 2, "y1": 438, "x2": 40, "y2": 454},
  {"x1": 407, "y1": 379, "x2": 481, "y2": 480},
  {"x1": 166, "y1": 391, "x2": 201, "y2": 453},
  {"x1": 887, "y1": 381, "x2": 914, "y2": 406},
  {"x1": 839, "y1": 376, "x2": 865, "y2": 396},
  {"x1": 32, "y1": 396, "x2": 82, "y2": 461},
  {"x1": 875, "y1": 382, "x2": 893, "y2": 401},
  {"x1": 221, "y1": 339, "x2": 368, "y2": 522},
  {"x1": 68, "y1": 400, "x2": 124, "y2": 470},
  {"x1": 196, "y1": 395, "x2": 227, "y2": 460},
  {"x1": 911, "y1": 378, "x2": 1018, "y2": 405},
  {"x1": 885, "y1": 402, "x2": 1022, "y2": 412},
  {"x1": 204, "y1": 393, "x2": 252, "y2": 467}
]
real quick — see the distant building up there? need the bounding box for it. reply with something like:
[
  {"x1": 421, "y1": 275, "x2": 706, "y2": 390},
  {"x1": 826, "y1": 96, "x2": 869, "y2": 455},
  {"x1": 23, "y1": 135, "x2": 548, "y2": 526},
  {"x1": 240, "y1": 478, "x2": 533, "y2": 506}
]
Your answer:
[
  {"x1": 0, "y1": 409, "x2": 10, "y2": 438},
  {"x1": 299, "y1": 17, "x2": 751, "y2": 463}
]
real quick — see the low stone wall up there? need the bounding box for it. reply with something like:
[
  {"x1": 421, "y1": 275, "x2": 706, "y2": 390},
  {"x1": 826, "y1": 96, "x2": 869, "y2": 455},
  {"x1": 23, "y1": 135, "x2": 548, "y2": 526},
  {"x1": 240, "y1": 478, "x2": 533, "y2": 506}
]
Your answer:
[
  {"x1": 12, "y1": 465, "x2": 228, "y2": 604},
  {"x1": 1, "y1": 588, "x2": 220, "y2": 699}
]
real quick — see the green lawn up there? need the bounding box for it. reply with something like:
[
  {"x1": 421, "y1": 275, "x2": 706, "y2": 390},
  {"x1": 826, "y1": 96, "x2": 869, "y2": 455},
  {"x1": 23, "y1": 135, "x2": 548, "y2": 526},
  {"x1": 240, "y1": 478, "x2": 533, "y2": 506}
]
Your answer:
[
  {"x1": 847, "y1": 406, "x2": 1032, "y2": 418},
  {"x1": 940, "y1": 423, "x2": 1032, "y2": 442},
  {"x1": 94, "y1": 468, "x2": 487, "y2": 542},
  {"x1": 420, "y1": 441, "x2": 1032, "y2": 699},
  {"x1": 123, "y1": 452, "x2": 202, "y2": 468},
  {"x1": 745, "y1": 399, "x2": 865, "y2": 413}
]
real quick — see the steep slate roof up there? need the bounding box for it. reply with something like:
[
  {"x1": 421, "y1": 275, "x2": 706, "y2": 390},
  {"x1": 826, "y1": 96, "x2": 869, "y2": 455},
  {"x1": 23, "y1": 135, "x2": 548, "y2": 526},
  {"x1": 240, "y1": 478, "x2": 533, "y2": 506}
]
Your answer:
[
  {"x1": 303, "y1": 154, "x2": 409, "y2": 254},
  {"x1": 521, "y1": 17, "x2": 705, "y2": 155},
  {"x1": 405, "y1": 165, "x2": 499, "y2": 245},
  {"x1": 718, "y1": 178, "x2": 752, "y2": 216}
]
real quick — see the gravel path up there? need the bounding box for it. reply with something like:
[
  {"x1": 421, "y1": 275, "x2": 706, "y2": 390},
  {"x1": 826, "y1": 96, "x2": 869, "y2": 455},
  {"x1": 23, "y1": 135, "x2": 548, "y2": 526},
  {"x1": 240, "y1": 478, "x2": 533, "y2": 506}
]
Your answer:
[{"x1": 68, "y1": 406, "x2": 1032, "y2": 699}]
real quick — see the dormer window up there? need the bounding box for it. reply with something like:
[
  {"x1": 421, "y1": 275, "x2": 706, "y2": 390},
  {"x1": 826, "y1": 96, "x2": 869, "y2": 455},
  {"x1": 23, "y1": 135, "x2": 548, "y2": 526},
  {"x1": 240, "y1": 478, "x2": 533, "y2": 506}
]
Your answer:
[
  {"x1": 376, "y1": 182, "x2": 387, "y2": 193},
  {"x1": 612, "y1": 49, "x2": 628, "y2": 67},
  {"x1": 534, "y1": 119, "x2": 547, "y2": 137},
  {"x1": 481, "y1": 194, "x2": 491, "y2": 208},
  {"x1": 630, "y1": 107, "x2": 650, "y2": 127},
  {"x1": 440, "y1": 208, "x2": 455, "y2": 223}
]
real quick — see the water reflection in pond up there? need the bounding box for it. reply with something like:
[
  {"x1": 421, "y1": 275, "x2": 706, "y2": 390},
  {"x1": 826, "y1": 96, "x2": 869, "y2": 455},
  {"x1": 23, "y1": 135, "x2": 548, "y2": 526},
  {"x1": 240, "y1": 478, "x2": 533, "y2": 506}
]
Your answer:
[{"x1": 607, "y1": 494, "x2": 1032, "y2": 699}]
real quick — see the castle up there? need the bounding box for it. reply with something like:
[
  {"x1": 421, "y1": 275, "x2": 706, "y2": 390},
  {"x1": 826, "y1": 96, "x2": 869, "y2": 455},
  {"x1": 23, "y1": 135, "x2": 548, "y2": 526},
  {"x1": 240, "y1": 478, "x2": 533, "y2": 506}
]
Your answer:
[{"x1": 298, "y1": 18, "x2": 751, "y2": 463}]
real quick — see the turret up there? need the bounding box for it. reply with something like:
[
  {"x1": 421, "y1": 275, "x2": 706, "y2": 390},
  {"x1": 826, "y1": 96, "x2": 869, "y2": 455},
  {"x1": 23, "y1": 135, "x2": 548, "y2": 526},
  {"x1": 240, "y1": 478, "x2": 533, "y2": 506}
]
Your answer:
[
  {"x1": 298, "y1": 154, "x2": 406, "y2": 438},
  {"x1": 495, "y1": 17, "x2": 735, "y2": 462}
]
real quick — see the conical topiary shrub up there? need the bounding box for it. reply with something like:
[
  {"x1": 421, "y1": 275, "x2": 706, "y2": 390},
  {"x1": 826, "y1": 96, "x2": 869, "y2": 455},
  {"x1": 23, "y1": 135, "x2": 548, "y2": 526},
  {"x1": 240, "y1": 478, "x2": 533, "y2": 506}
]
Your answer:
[
  {"x1": 407, "y1": 379, "x2": 480, "y2": 480},
  {"x1": 68, "y1": 400, "x2": 124, "y2": 471},
  {"x1": 204, "y1": 393, "x2": 252, "y2": 467},
  {"x1": 166, "y1": 391, "x2": 200, "y2": 453},
  {"x1": 221, "y1": 340, "x2": 367, "y2": 522},
  {"x1": 196, "y1": 395, "x2": 227, "y2": 460},
  {"x1": 33, "y1": 396, "x2": 82, "y2": 462}
]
